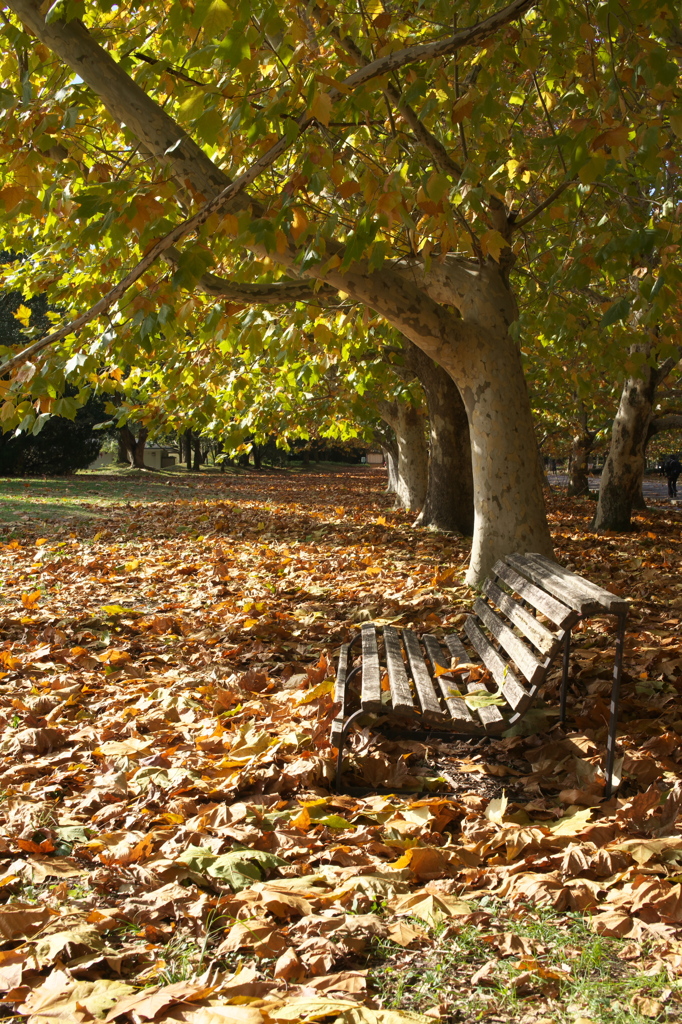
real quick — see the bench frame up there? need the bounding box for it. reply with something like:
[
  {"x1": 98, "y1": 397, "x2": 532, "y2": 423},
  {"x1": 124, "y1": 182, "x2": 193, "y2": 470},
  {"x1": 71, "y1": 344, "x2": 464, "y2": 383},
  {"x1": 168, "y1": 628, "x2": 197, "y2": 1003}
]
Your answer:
[{"x1": 332, "y1": 553, "x2": 628, "y2": 799}]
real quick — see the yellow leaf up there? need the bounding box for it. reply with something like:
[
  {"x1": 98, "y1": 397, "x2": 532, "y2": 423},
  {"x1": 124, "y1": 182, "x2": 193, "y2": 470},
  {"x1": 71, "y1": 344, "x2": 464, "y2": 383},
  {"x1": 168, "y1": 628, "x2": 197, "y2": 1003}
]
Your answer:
[
  {"x1": 291, "y1": 208, "x2": 309, "y2": 240},
  {"x1": 12, "y1": 304, "x2": 32, "y2": 327},
  {"x1": 0, "y1": 186, "x2": 29, "y2": 211},
  {"x1": 21, "y1": 591, "x2": 41, "y2": 610},
  {"x1": 291, "y1": 806, "x2": 311, "y2": 830},
  {"x1": 243, "y1": 618, "x2": 258, "y2": 628},
  {"x1": 310, "y1": 90, "x2": 332, "y2": 127},
  {"x1": 296, "y1": 678, "x2": 335, "y2": 704},
  {"x1": 670, "y1": 113, "x2": 682, "y2": 138},
  {"x1": 480, "y1": 229, "x2": 509, "y2": 262},
  {"x1": 336, "y1": 180, "x2": 361, "y2": 199}
]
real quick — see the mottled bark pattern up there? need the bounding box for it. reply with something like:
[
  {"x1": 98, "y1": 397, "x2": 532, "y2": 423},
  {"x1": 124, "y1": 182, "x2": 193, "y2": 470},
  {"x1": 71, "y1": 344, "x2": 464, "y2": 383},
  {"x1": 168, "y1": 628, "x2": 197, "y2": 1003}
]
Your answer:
[
  {"x1": 119, "y1": 425, "x2": 148, "y2": 468},
  {"x1": 404, "y1": 341, "x2": 474, "y2": 534},
  {"x1": 594, "y1": 357, "x2": 657, "y2": 531},
  {"x1": 379, "y1": 400, "x2": 428, "y2": 513}
]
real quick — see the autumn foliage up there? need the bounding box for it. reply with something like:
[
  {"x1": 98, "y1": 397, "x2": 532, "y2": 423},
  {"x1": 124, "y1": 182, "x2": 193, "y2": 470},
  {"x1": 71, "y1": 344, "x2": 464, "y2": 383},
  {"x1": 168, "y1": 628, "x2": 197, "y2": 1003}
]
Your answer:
[{"x1": 0, "y1": 467, "x2": 680, "y2": 1020}]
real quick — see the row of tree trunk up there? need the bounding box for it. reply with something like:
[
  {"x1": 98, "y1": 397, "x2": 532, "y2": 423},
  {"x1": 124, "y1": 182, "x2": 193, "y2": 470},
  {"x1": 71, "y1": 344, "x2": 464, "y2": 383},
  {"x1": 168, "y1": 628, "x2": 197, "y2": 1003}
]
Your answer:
[{"x1": 373, "y1": 336, "x2": 682, "y2": 541}]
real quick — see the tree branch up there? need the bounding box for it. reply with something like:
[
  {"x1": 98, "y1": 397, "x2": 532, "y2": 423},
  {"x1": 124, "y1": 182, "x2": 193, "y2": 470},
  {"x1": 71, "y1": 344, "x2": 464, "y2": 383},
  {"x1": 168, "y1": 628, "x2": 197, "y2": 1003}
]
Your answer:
[
  {"x1": 654, "y1": 351, "x2": 682, "y2": 387},
  {"x1": 0, "y1": 123, "x2": 311, "y2": 377},
  {"x1": 162, "y1": 248, "x2": 339, "y2": 305},
  {"x1": 649, "y1": 413, "x2": 682, "y2": 436},
  {"x1": 335, "y1": 0, "x2": 537, "y2": 96},
  {"x1": 514, "y1": 177, "x2": 577, "y2": 230}
]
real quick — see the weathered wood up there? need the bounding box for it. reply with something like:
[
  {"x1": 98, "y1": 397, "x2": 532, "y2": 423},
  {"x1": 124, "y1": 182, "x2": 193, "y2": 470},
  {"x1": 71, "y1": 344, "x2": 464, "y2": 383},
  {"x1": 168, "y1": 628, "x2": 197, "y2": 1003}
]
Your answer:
[
  {"x1": 443, "y1": 632, "x2": 471, "y2": 664},
  {"x1": 384, "y1": 625, "x2": 415, "y2": 713},
  {"x1": 334, "y1": 553, "x2": 628, "y2": 799},
  {"x1": 507, "y1": 552, "x2": 629, "y2": 616},
  {"x1": 421, "y1": 634, "x2": 476, "y2": 726},
  {"x1": 330, "y1": 642, "x2": 350, "y2": 746},
  {"x1": 483, "y1": 579, "x2": 561, "y2": 657},
  {"x1": 473, "y1": 598, "x2": 544, "y2": 686},
  {"x1": 492, "y1": 560, "x2": 575, "y2": 628},
  {"x1": 465, "y1": 617, "x2": 532, "y2": 714},
  {"x1": 403, "y1": 629, "x2": 445, "y2": 716},
  {"x1": 360, "y1": 624, "x2": 382, "y2": 711}
]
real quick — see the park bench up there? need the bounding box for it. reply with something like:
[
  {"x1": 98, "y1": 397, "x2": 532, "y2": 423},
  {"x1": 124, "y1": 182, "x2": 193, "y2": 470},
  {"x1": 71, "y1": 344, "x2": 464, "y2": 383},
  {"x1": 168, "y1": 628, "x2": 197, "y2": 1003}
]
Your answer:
[{"x1": 332, "y1": 552, "x2": 628, "y2": 798}]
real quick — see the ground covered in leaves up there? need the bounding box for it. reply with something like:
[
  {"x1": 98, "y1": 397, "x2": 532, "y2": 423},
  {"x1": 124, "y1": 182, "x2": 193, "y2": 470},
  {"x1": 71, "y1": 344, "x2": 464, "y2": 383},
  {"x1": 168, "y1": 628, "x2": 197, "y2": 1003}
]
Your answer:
[{"x1": 1, "y1": 465, "x2": 682, "y2": 1024}]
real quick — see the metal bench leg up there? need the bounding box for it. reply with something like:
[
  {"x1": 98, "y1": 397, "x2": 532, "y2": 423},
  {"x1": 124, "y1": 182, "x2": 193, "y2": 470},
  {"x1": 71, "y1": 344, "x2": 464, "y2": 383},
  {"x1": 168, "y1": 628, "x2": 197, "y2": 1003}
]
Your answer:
[
  {"x1": 604, "y1": 611, "x2": 627, "y2": 800},
  {"x1": 335, "y1": 706, "x2": 367, "y2": 794},
  {"x1": 559, "y1": 629, "x2": 571, "y2": 726}
]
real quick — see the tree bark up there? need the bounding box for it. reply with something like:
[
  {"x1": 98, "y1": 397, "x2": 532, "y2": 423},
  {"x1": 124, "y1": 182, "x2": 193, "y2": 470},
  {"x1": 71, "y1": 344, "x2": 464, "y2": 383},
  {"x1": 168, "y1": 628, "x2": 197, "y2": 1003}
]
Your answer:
[
  {"x1": 383, "y1": 444, "x2": 399, "y2": 493},
  {"x1": 252, "y1": 443, "x2": 262, "y2": 470},
  {"x1": 342, "y1": 263, "x2": 552, "y2": 582},
  {"x1": 403, "y1": 340, "x2": 474, "y2": 534},
  {"x1": 594, "y1": 349, "x2": 658, "y2": 530},
  {"x1": 183, "y1": 429, "x2": 192, "y2": 470},
  {"x1": 192, "y1": 434, "x2": 202, "y2": 471},
  {"x1": 119, "y1": 425, "x2": 148, "y2": 468},
  {"x1": 566, "y1": 400, "x2": 595, "y2": 497},
  {"x1": 378, "y1": 399, "x2": 428, "y2": 513}
]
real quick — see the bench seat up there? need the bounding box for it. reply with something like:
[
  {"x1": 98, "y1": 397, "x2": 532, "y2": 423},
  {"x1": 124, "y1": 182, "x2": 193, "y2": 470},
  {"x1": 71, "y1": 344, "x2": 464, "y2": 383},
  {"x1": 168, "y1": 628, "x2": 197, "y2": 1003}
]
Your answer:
[{"x1": 332, "y1": 552, "x2": 628, "y2": 798}]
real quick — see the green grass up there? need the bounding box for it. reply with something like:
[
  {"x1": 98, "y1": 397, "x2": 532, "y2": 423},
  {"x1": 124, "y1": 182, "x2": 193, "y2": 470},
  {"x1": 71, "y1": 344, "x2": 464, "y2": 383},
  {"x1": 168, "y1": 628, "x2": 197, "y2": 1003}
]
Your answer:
[
  {"x1": 0, "y1": 466, "x2": 228, "y2": 529},
  {"x1": 367, "y1": 904, "x2": 680, "y2": 1024}
]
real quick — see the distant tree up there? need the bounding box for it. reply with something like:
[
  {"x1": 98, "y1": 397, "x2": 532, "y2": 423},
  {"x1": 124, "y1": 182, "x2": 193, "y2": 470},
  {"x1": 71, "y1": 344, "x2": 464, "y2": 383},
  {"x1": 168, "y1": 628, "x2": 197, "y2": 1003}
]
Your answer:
[{"x1": 0, "y1": 393, "x2": 106, "y2": 475}]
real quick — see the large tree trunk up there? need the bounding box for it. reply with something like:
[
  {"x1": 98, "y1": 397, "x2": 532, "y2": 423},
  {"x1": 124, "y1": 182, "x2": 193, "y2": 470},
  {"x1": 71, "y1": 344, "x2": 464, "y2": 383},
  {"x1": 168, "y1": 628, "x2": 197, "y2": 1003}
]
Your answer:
[
  {"x1": 119, "y1": 425, "x2": 148, "y2": 468},
  {"x1": 594, "y1": 352, "x2": 657, "y2": 531},
  {"x1": 403, "y1": 340, "x2": 474, "y2": 535},
  {"x1": 14, "y1": 3, "x2": 553, "y2": 585},
  {"x1": 378, "y1": 400, "x2": 428, "y2": 513},
  {"x1": 566, "y1": 401, "x2": 595, "y2": 497},
  {"x1": 193, "y1": 435, "x2": 202, "y2": 471},
  {"x1": 341, "y1": 264, "x2": 553, "y2": 583}
]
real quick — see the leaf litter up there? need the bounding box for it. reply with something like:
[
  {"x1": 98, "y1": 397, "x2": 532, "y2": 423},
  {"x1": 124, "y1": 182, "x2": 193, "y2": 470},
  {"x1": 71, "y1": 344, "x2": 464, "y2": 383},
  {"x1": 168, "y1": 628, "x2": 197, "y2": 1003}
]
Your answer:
[{"x1": 1, "y1": 468, "x2": 682, "y2": 1023}]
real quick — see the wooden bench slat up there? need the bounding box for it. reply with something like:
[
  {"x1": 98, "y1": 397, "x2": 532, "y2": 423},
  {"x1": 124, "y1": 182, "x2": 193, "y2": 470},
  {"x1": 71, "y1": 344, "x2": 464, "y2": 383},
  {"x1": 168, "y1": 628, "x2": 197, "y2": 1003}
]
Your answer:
[
  {"x1": 330, "y1": 642, "x2": 350, "y2": 746},
  {"x1": 464, "y1": 617, "x2": 532, "y2": 715},
  {"x1": 443, "y1": 632, "x2": 470, "y2": 664},
  {"x1": 421, "y1": 634, "x2": 476, "y2": 726},
  {"x1": 493, "y1": 560, "x2": 575, "y2": 628},
  {"x1": 384, "y1": 625, "x2": 415, "y2": 713},
  {"x1": 528, "y1": 553, "x2": 630, "y2": 615},
  {"x1": 483, "y1": 579, "x2": 561, "y2": 657},
  {"x1": 361, "y1": 624, "x2": 382, "y2": 711},
  {"x1": 473, "y1": 598, "x2": 545, "y2": 686},
  {"x1": 443, "y1": 633, "x2": 504, "y2": 729},
  {"x1": 403, "y1": 629, "x2": 445, "y2": 716},
  {"x1": 507, "y1": 553, "x2": 628, "y2": 616}
]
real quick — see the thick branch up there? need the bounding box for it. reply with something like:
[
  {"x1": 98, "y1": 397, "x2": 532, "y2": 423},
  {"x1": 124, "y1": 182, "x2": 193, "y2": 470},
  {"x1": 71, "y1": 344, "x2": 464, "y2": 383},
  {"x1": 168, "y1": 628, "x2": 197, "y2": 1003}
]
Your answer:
[
  {"x1": 385, "y1": 83, "x2": 462, "y2": 177},
  {"x1": 0, "y1": 127, "x2": 306, "y2": 377},
  {"x1": 336, "y1": 0, "x2": 537, "y2": 95},
  {"x1": 162, "y1": 248, "x2": 339, "y2": 305},
  {"x1": 649, "y1": 413, "x2": 682, "y2": 436},
  {"x1": 654, "y1": 352, "x2": 682, "y2": 387},
  {"x1": 6, "y1": 0, "x2": 233, "y2": 203}
]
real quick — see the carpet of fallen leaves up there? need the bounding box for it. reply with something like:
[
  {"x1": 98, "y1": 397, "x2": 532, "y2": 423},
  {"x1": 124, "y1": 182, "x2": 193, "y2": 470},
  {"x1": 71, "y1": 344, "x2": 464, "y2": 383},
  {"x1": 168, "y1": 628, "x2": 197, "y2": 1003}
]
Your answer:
[{"x1": 1, "y1": 466, "x2": 682, "y2": 1024}]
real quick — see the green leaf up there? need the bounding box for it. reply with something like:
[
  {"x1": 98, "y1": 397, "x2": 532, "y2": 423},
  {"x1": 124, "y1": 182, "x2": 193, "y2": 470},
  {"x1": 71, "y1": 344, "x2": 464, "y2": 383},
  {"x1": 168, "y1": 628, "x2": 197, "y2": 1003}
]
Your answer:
[
  {"x1": 203, "y1": 0, "x2": 232, "y2": 36},
  {"x1": 600, "y1": 297, "x2": 630, "y2": 328},
  {"x1": 176, "y1": 846, "x2": 288, "y2": 890},
  {"x1": 464, "y1": 691, "x2": 506, "y2": 709}
]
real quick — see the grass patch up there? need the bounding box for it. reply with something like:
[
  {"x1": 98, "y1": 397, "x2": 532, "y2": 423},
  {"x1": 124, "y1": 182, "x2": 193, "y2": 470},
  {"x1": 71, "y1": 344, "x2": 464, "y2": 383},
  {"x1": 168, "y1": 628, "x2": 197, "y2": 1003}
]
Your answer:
[{"x1": 367, "y1": 904, "x2": 680, "y2": 1024}]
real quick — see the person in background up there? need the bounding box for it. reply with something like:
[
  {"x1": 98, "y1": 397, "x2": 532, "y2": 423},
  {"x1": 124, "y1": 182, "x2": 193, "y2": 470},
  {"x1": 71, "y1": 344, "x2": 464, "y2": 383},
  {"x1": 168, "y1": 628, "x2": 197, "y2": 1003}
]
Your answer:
[{"x1": 664, "y1": 454, "x2": 682, "y2": 498}]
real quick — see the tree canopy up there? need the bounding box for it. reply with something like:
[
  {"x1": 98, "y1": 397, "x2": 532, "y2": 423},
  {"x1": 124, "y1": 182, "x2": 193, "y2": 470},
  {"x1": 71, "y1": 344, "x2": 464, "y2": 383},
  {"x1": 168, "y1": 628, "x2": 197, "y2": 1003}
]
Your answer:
[{"x1": 0, "y1": 0, "x2": 681, "y2": 574}]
